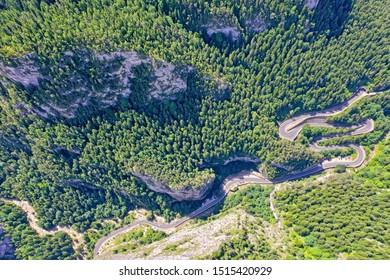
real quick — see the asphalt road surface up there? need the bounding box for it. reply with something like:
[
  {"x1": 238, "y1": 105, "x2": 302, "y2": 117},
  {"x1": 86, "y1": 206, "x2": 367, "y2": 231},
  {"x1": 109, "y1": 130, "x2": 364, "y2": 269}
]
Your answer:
[{"x1": 94, "y1": 89, "x2": 381, "y2": 258}]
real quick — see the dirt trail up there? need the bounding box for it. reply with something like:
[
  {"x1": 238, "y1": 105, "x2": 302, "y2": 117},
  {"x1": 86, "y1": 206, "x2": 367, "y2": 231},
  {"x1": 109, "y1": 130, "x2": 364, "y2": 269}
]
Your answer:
[{"x1": 0, "y1": 198, "x2": 84, "y2": 252}]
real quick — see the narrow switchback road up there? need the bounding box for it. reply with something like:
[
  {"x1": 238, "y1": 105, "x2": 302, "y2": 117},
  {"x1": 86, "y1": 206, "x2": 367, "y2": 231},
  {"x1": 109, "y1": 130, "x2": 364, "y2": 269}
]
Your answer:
[{"x1": 94, "y1": 88, "x2": 382, "y2": 258}]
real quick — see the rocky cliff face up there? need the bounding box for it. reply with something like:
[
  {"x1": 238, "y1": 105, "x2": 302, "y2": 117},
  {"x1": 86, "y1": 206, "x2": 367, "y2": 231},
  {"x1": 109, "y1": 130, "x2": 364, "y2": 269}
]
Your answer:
[
  {"x1": 304, "y1": 0, "x2": 320, "y2": 10},
  {"x1": 202, "y1": 13, "x2": 242, "y2": 42},
  {"x1": 245, "y1": 16, "x2": 269, "y2": 33},
  {"x1": 0, "y1": 54, "x2": 40, "y2": 87},
  {"x1": 206, "y1": 25, "x2": 241, "y2": 41},
  {"x1": 0, "y1": 226, "x2": 15, "y2": 260},
  {"x1": 133, "y1": 172, "x2": 214, "y2": 201},
  {"x1": 0, "y1": 50, "x2": 193, "y2": 119}
]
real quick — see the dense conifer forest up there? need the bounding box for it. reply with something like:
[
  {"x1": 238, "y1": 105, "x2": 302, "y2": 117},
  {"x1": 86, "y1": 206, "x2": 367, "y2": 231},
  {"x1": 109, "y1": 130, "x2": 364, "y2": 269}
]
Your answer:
[
  {"x1": 0, "y1": 0, "x2": 388, "y2": 259},
  {"x1": 277, "y1": 137, "x2": 390, "y2": 259}
]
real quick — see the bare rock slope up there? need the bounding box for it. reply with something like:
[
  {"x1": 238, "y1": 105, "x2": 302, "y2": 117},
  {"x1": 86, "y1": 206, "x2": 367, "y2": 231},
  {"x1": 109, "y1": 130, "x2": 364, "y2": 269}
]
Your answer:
[
  {"x1": 133, "y1": 172, "x2": 214, "y2": 201},
  {"x1": 0, "y1": 50, "x2": 192, "y2": 119},
  {"x1": 100, "y1": 209, "x2": 281, "y2": 260},
  {"x1": 305, "y1": 0, "x2": 320, "y2": 10}
]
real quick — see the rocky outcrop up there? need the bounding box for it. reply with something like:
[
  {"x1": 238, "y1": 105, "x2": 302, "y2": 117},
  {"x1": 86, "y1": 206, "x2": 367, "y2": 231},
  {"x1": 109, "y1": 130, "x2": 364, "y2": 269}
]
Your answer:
[
  {"x1": 203, "y1": 17, "x2": 241, "y2": 41},
  {"x1": 133, "y1": 172, "x2": 214, "y2": 201},
  {"x1": 94, "y1": 51, "x2": 151, "y2": 100},
  {"x1": 201, "y1": 156, "x2": 261, "y2": 167},
  {"x1": 0, "y1": 54, "x2": 40, "y2": 87},
  {"x1": 0, "y1": 226, "x2": 15, "y2": 260},
  {"x1": 206, "y1": 26, "x2": 241, "y2": 41},
  {"x1": 245, "y1": 16, "x2": 269, "y2": 33},
  {"x1": 1, "y1": 50, "x2": 192, "y2": 119},
  {"x1": 149, "y1": 61, "x2": 190, "y2": 99},
  {"x1": 222, "y1": 156, "x2": 261, "y2": 165},
  {"x1": 304, "y1": 0, "x2": 320, "y2": 10}
]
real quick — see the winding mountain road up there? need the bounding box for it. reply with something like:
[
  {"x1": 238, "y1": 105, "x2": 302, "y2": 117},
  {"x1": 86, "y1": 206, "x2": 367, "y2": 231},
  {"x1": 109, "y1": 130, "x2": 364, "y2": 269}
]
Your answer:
[{"x1": 94, "y1": 88, "x2": 381, "y2": 258}]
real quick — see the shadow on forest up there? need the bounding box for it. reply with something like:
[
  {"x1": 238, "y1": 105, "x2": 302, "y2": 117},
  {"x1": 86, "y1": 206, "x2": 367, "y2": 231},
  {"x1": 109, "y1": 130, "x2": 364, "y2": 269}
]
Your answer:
[
  {"x1": 171, "y1": 160, "x2": 259, "y2": 218},
  {"x1": 311, "y1": 0, "x2": 353, "y2": 37}
]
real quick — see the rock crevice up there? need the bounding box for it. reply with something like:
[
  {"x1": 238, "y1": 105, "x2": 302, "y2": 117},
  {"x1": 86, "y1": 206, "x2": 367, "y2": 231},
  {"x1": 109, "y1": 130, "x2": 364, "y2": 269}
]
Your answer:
[{"x1": 133, "y1": 172, "x2": 214, "y2": 201}]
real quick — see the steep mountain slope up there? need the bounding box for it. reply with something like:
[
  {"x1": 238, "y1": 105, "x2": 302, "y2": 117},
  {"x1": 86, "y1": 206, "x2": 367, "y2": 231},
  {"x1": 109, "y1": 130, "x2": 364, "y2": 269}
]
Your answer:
[{"x1": 0, "y1": 0, "x2": 388, "y2": 259}]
